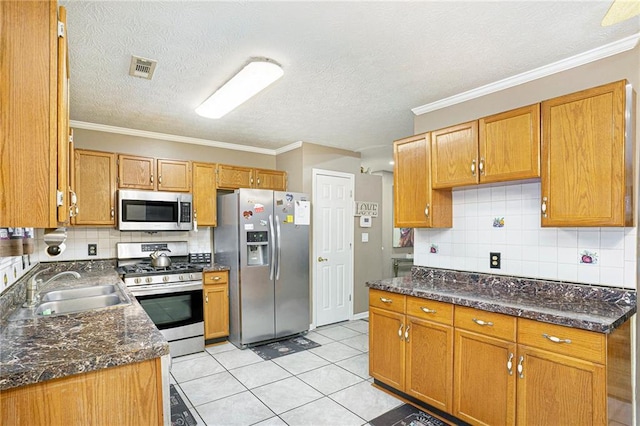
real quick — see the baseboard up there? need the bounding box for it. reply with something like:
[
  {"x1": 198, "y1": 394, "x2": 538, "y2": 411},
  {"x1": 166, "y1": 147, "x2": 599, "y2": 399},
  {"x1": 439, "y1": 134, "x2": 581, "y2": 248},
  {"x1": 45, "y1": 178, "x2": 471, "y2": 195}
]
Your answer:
[{"x1": 352, "y1": 311, "x2": 369, "y2": 321}]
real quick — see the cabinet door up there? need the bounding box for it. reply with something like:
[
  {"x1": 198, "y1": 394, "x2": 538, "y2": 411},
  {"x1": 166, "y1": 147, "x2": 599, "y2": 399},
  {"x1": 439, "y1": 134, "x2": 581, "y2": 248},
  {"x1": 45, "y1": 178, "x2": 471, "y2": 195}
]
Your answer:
[
  {"x1": 405, "y1": 316, "x2": 453, "y2": 413},
  {"x1": 118, "y1": 154, "x2": 155, "y2": 190},
  {"x1": 158, "y1": 159, "x2": 191, "y2": 192},
  {"x1": 516, "y1": 345, "x2": 606, "y2": 426},
  {"x1": 192, "y1": 162, "x2": 217, "y2": 227},
  {"x1": 73, "y1": 150, "x2": 116, "y2": 226},
  {"x1": 254, "y1": 169, "x2": 287, "y2": 190},
  {"x1": 369, "y1": 307, "x2": 405, "y2": 390},
  {"x1": 204, "y1": 284, "x2": 229, "y2": 339},
  {"x1": 541, "y1": 80, "x2": 631, "y2": 227},
  {"x1": 431, "y1": 121, "x2": 479, "y2": 188},
  {"x1": 453, "y1": 330, "x2": 516, "y2": 426},
  {"x1": 393, "y1": 134, "x2": 452, "y2": 228},
  {"x1": 217, "y1": 164, "x2": 253, "y2": 189},
  {"x1": 478, "y1": 104, "x2": 540, "y2": 183}
]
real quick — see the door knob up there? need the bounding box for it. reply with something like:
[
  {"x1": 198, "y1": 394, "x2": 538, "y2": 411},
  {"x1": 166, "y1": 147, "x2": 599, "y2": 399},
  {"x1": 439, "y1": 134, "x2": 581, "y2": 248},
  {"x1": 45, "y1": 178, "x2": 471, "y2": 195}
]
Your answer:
[{"x1": 317, "y1": 257, "x2": 328, "y2": 262}]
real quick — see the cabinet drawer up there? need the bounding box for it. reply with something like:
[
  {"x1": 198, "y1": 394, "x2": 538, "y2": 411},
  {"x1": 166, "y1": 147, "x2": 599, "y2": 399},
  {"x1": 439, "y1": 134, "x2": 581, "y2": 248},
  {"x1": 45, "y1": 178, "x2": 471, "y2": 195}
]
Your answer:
[
  {"x1": 204, "y1": 271, "x2": 228, "y2": 285},
  {"x1": 406, "y1": 296, "x2": 453, "y2": 325},
  {"x1": 454, "y1": 306, "x2": 516, "y2": 341},
  {"x1": 518, "y1": 318, "x2": 605, "y2": 364},
  {"x1": 369, "y1": 289, "x2": 406, "y2": 314}
]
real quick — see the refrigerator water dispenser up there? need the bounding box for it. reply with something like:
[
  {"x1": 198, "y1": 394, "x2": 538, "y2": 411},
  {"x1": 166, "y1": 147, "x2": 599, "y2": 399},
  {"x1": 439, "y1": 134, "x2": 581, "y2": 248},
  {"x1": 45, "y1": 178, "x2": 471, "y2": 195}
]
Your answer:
[{"x1": 247, "y1": 231, "x2": 268, "y2": 266}]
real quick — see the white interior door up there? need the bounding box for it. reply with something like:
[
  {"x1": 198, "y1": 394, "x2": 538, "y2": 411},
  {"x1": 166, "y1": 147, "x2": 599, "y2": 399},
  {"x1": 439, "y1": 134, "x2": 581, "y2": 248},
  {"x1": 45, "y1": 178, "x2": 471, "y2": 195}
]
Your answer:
[{"x1": 312, "y1": 169, "x2": 354, "y2": 327}]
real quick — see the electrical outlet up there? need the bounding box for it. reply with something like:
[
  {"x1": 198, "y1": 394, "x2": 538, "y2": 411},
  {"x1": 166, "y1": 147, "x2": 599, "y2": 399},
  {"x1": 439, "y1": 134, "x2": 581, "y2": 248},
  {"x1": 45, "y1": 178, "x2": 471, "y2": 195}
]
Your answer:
[
  {"x1": 88, "y1": 244, "x2": 97, "y2": 256},
  {"x1": 490, "y1": 252, "x2": 501, "y2": 269}
]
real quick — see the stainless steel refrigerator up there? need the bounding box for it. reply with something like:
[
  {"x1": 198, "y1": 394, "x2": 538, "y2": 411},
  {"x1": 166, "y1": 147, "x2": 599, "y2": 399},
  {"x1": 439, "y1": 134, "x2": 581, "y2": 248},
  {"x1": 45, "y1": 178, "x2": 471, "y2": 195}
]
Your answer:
[{"x1": 215, "y1": 189, "x2": 310, "y2": 348}]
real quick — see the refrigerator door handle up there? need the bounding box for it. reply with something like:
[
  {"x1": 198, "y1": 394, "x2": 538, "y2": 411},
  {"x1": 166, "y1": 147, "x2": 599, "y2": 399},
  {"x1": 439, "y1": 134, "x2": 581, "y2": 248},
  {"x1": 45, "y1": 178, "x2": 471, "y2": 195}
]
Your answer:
[
  {"x1": 275, "y1": 215, "x2": 281, "y2": 280},
  {"x1": 269, "y1": 214, "x2": 276, "y2": 280}
]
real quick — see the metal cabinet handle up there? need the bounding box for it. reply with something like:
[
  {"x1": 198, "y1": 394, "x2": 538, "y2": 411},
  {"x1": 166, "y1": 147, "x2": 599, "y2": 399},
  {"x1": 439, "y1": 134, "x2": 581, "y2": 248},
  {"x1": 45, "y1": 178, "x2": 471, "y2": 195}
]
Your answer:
[
  {"x1": 472, "y1": 318, "x2": 494, "y2": 327},
  {"x1": 479, "y1": 157, "x2": 485, "y2": 175},
  {"x1": 517, "y1": 355, "x2": 524, "y2": 379},
  {"x1": 420, "y1": 307, "x2": 437, "y2": 314},
  {"x1": 205, "y1": 295, "x2": 209, "y2": 303},
  {"x1": 541, "y1": 196, "x2": 548, "y2": 217},
  {"x1": 257, "y1": 178, "x2": 261, "y2": 186},
  {"x1": 507, "y1": 352, "x2": 514, "y2": 376},
  {"x1": 380, "y1": 297, "x2": 392, "y2": 304},
  {"x1": 542, "y1": 333, "x2": 572, "y2": 344},
  {"x1": 398, "y1": 323, "x2": 404, "y2": 341},
  {"x1": 471, "y1": 159, "x2": 477, "y2": 176},
  {"x1": 404, "y1": 325, "x2": 410, "y2": 342},
  {"x1": 424, "y1": 203, "x2": 430, "y2": 218},
  {"x1": 110, "y1": 207, "x2": 115, "y2": 218},
  {"x1": 158, "y1": 175, "x2": 162, "y2": 184},
  {"x1": 150, "y1": 174, "x2": 154, "y2": 184}
]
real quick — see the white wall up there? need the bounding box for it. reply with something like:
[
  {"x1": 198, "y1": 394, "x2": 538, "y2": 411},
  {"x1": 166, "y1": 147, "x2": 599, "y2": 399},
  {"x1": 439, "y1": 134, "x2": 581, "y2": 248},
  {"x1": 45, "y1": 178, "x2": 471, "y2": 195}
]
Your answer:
[{"x1": 415, "y1": 182, "x2": 637, "y2": 289}]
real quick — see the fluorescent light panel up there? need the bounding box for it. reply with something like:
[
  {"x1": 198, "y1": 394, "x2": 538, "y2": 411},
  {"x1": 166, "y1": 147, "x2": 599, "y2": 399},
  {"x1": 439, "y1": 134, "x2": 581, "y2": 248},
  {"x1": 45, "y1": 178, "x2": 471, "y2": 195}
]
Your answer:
[{"x1": 196, "y1": 59, "x2": 283, "y2": 119}]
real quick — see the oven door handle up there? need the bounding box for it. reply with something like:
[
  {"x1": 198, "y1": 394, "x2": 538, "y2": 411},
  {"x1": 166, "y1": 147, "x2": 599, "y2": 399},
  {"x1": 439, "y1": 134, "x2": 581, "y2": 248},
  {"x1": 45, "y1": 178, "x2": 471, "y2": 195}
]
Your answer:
[{"x1": 130, "y1": 281, "x2": 202, "y2": 297}]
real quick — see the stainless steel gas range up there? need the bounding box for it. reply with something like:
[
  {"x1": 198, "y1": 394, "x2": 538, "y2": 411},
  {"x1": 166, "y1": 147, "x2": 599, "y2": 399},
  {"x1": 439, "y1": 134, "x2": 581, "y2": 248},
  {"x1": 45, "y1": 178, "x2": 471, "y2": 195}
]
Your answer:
[{"x1": 117, "y1": 241, "x2": 205, "y2": 358}]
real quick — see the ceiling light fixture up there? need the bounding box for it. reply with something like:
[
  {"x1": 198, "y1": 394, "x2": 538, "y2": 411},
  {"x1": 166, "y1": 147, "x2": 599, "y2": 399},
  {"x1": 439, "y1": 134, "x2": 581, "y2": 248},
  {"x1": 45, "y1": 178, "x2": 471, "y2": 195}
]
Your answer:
[{"x1": 195, "y1": 58, "x2": 283, "y2": 119}]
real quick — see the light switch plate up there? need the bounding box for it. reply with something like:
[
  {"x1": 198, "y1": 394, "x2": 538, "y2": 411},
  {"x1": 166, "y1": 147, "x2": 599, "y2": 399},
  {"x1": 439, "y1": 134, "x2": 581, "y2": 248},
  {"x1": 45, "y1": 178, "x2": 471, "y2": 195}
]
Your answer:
[{"x1": 361, "y1": 233, "x2": 369, "y2": 243}]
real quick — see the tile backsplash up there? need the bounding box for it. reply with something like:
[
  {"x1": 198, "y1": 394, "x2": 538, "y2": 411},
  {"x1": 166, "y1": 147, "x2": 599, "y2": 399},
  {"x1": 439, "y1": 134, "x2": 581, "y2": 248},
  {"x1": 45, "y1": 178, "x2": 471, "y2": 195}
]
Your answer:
[{"x1": 414, "y1": 182, "x2": 637, "y2": 289}]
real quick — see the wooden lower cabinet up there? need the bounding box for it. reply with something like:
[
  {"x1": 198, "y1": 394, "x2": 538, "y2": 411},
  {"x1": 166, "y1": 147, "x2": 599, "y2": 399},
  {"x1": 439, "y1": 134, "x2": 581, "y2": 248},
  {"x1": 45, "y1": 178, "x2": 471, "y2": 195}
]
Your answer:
[
  {"x1": 369, "y1": 291, "x2": 454, "y2": 413},
  {"x1": 369, "y1": 289, "x2": 632, "y2": 426},
  {"x1": 1, "y1": 358, "x2": 164, "y2": 426},
  {"x1": 203, "y1": 271, "x2": 229, "y2": 339},
  {"x1": 453, "y1": 330, "x2": 516, "y2": 426}
]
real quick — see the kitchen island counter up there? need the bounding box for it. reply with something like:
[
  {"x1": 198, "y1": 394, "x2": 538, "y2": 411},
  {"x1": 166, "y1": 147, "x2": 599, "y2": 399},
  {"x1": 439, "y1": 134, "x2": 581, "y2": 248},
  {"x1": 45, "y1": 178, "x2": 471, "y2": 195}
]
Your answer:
[
  {"x1": 367, "y1": 266, "x2": 636, "y2": 334},
  {"x1": 0, "y1": 261, "x2": 169, "y2": 391}
]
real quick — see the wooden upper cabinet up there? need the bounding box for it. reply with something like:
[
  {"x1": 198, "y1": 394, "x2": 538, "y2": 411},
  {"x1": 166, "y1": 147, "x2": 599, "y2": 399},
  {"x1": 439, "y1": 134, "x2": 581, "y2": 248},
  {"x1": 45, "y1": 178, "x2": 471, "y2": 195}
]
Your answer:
[
  {"x1": 393, "y1": 134, "x2": 452, "y2": 228},
  {"x1": 117, "y1": 155, "x2": 190, "y2": 192},
  {"x1": 541, "y1": 80, "x2": 634, "y2": 227},
  {"x1": 0, "y1": 2, "x2": 70, "y2": 227},
  {"x1": 478, "y1": 104, "x2": 540, "y2": 183},
  {"x1": 118, "y1": 154, "x2": 156, "y2": 190},
  {"x1": 254, "y1": 168, "x2": 287, "y2": 191},
  {"x1": 192, "y1": 162, "x2": 217, "y2": 227},
  {"x1": 217, "y1": 164, "x2": 253, "y2": 190},
  {"x1": 73, "y1": 149, "x2": 116, "y2": 226},
  {"x1": 157, "y1": 159, "x2": 191, "y2": 192},
  {"x1": 216, "y1": 164, "x2": 286, "y2": 190},
  {"x1": 431, "y1": 121, "x2": 479, "y2": 188}
]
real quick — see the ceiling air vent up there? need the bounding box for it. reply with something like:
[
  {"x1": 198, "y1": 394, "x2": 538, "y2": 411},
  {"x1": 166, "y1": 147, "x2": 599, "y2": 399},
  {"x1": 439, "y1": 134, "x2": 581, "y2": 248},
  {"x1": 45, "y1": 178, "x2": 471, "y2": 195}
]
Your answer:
[{"x1": 129, "y1": 55, "x2": 157, "y2": 80}]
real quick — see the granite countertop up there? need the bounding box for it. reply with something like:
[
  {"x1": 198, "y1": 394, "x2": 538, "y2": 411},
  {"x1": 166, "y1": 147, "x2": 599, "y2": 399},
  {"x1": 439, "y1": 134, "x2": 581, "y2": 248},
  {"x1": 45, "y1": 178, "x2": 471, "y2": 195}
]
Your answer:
[
  {"x1": 202, "y1": 263, "x2": 230, "y2": 273},
  {"x1": 367, "y1": 267, "x2": 637, "y2": 334},
  {"x1": 0, "y1": 261, "x2": 169, "y2": 391}
]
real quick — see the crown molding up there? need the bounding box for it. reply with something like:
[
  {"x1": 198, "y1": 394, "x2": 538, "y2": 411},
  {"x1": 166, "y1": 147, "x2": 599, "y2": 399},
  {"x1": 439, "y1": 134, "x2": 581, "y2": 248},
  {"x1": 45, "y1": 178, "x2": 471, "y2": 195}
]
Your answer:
[
  {"x1": 275, "y1": 141, "x2": 303, "y2": 154},
  {"x1": 70, "y1": 120, "x2": 277, "y2": 156},
  {"x1": 412, "y1": 32, "x2": 640, "y2": 116}
]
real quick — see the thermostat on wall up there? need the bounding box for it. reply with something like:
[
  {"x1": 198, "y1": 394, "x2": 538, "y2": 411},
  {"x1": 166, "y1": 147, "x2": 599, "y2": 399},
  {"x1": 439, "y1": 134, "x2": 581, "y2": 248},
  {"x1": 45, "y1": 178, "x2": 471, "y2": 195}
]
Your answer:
[{"x1": 359, "y1": 216, "x2": 372, "y2": 228}]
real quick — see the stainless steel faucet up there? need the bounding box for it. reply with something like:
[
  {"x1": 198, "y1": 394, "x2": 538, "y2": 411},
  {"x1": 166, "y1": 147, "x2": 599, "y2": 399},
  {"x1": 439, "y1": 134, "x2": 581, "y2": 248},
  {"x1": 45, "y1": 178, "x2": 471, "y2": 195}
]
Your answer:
[{"x1": 23, "y1": 269, "x2": 81, "y2": 307}]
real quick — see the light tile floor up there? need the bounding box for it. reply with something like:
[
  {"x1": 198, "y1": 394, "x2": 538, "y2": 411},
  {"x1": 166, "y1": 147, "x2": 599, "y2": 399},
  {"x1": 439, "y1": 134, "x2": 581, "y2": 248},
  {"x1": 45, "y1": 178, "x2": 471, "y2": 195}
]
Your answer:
[{"x1": 170, "y1": 320, "x2": 404, "y2": 426}]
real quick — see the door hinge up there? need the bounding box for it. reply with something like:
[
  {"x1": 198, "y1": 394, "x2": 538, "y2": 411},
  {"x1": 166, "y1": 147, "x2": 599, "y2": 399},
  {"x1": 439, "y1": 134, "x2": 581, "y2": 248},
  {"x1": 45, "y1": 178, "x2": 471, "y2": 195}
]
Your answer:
[
  {"x1": 349, "y1": 294, "x2": 352, "y2": 302},
  {"x1": 68, "y1": 133, "x2": 73, "y2": 143},
  {"x1": 57, "y1": 21, "x2": 65, "y2": 37},
  {"x1": 56, "y1": 190, "x2": 64, "y2": 207},
  {"x1": 350, "y1": 190, "x2": 353, "y2": 198},
  {"x1": 116, "y1": 176, "x2": 119, "y2": 184}
]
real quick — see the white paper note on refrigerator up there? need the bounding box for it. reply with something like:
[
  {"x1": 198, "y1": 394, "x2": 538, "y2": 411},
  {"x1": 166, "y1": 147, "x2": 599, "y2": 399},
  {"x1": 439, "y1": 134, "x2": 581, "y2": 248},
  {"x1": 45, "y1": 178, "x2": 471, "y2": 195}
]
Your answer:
[{"x1": 294, "y1": 201, "x2": 310, "y2": 225}]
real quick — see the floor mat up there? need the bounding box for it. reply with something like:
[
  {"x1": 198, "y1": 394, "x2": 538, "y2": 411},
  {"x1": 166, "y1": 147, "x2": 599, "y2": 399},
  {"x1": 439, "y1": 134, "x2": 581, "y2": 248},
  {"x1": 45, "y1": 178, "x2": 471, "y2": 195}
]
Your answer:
[
  {"x1": 370, "y1": 403, "x2": 448, "y2": 426},
  {"x1": 170, "y1": 384, "x2": 198, "y2": 426},
  {"x1": 250, "y1": 336, "x2": 320, "y2": 360}
]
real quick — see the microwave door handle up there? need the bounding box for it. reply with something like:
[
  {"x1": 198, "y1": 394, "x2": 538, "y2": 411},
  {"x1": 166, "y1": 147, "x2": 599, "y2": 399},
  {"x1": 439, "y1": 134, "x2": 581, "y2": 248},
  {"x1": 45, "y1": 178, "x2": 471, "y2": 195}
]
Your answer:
[
  {"x1": 269, "y1": 214, "x2": 275, "y2": 280},
  {"x1": 275, "y1": 215, "x2": 281, "y2": 280},
  {"x1": 177, "y1": 197, "x2": 181, "y2": 228}
]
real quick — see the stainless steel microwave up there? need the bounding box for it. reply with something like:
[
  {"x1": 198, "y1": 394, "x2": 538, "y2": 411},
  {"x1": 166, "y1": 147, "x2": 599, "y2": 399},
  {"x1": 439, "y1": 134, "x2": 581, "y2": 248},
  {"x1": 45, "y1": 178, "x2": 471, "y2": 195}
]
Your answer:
[{"x1": 117, "y1": 189, "x2": 193, "y2": 231}]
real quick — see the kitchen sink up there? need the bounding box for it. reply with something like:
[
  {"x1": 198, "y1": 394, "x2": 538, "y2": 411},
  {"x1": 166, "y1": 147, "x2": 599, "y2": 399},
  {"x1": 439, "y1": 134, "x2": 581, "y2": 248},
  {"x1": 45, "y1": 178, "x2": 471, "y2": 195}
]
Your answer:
[
  {"x1": 40, "y1": 284, "x2": 117, "y2": 302},
  {"x1": 7, "y1": 283, "x2": 130, "y2": 321}
]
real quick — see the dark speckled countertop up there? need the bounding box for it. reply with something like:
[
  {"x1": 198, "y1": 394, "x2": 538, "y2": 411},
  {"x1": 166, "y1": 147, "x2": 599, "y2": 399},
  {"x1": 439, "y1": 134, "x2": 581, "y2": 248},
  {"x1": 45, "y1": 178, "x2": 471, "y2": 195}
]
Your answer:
[
  {"x1": 367, "y1": 267, "x2": 636, "y2": 334},
  {"x1": 202, "y1": 264, "x2": 230, "y2": 273},
  {"x1": 0, "y1": 261, "x2": 169, "y2": 391}
]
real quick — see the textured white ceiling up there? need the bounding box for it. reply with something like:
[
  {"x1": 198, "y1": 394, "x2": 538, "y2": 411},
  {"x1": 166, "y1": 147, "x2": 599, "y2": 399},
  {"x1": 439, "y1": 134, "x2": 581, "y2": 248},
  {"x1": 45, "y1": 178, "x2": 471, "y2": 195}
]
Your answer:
[{"x1": 61, "y1": 1, "x2": 639, "y2": 172}]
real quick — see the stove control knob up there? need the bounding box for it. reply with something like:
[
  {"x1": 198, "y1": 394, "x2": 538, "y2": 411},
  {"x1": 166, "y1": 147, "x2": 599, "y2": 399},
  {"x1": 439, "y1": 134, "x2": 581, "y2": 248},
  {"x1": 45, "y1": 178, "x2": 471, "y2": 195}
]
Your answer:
[
  {"x1": 189, "y1": 273, "x2": 194, "y2": 280},
  {"x1": 134, "y1": 278, "x2": 141, "y2": 284},
  {"x1": 163, "y1": 276, "x2": 169, "y2": 282},
  {"x1": 145, "y1": 277, "x2": 152, "y2": 284},
  {"x1": 179, "y1": 275, "x2": 184, "y2": 281}
]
